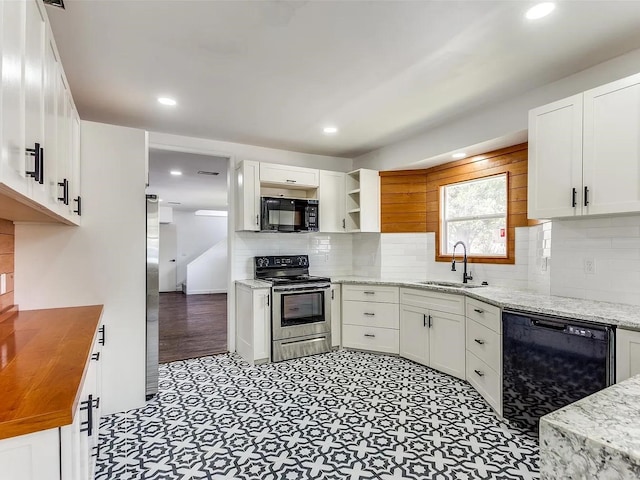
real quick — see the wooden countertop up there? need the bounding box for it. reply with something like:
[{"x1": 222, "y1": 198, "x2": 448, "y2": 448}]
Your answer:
[{"x1": 0, "y1": 305, "x2": 103, "y2": 440}]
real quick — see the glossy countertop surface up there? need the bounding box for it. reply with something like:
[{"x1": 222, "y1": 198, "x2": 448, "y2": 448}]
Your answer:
[
  {"x1": 0, "y1": 305, "x2": 103, "y2": 440},
  {"x1": 332, "y1": 276, "x2": 640, "y2": 330}
]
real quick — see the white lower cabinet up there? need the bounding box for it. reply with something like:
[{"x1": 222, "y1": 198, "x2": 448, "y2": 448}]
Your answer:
[
  {"x1": 616, "y1": 328, "x2": 640, "y2": 383},
  {"x1": 465, "y1": 298, "x2": 502, "y2": 415},
  {"x1": 342, "y1": 284, "x2": 399, "y2": 354},
  {"x1": 399, "y1": 289, "x2": 466, "y2": 380},
  {"x1": 330, "y1": 283, "x2": 341, "y2": 348},
  {"x1": 235, "y1": 283, "x2": 270, "y2": 365},
  {"x1": 0, "y1": 324, "x2": 102, "y2": 480}
]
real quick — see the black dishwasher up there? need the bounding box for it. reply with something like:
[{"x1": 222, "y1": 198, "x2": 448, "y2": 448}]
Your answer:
[{"x1": 502, "y1": 310, "x2": 615, "y2": 434}]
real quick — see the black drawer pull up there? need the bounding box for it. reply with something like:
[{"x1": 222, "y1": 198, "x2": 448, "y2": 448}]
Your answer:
[
  {"x1": 428, "y1": 315, "x2": 432, "y2": 328},
  {"x1": 285, "y1": 179, "x2": 296, "y2": 183},
  {"x1": 571, "y1": 187, "x2": 577, "y2": 207},
  {"x1": 584, "y1": 186, "x2": 589, "y2": 206},
  {"x1": 57, "y1": 178, "x2": 69, "y2": 205},
  {"x1": 91, "y1": 352, "x2": 100, "y2": 361},
  {"x1": 473, "y1": 308, "x2": 484, "y2": 314},
  {"x1": 474, "y1": 339, "x2": 485, "y2": 345},
  {"x1": 423, "y1": 313, "x2": 426, "y2": 327},
  {"x1": 363, "y1": 312, "x2": 375, "y2": 316},
  {"x1": 363, "y1": 291, "x2": 375, "y2": 295},
  {"x1": 80, "y1": 394, "x2": 94, "y2": 436},
  {"x1": 73, "y1": 196, "x2": 82, "y2": 216},
  {"x1": 98, "y1": 325, "x2": 105, "y2": 345},
  {"x1": 474, "y1": 369, "x2": 485, "y2": 377},
  {"x1": 25, "y1": 143, "x2": 42, "y2": 183},
  {"x1": 364, "y1": 333, "x2": 376, "y2": 338}
]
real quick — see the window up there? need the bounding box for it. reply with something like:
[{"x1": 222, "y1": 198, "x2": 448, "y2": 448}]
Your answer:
[{"x1": 440, "y1": 174, "x2": 507, "y2": 257}]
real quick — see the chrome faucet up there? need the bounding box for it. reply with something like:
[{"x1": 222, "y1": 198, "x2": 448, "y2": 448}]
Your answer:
[{"x1": 451, "y1": 241, "x2": 473, "y2": 284}]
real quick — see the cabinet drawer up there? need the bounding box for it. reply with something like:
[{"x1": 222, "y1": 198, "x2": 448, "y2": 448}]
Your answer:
[
  {"x1": 466, "y1": 298, "x2": 501, "y2": 332},
  {"x1": 342, "y1": 284, "x2": 399, "y2": 303},
  {"x1": 466, "y1": 318, "x2": 501, "y2": 372},
  {"x1": 400, "y1": 288, "x2": 464, "y2": 315},
  {"x1": 259, "y1": 163, "x2": 319, "y2": 188},
  {"x1": 343, "y1": 325, "x2": 399, "y2": 354},
  {"x1": 342, "y1": 301, "x2": 399, "y2": 329},
  {"x1": 466, "y1": 351, "x2": 501, "y2": 415}
]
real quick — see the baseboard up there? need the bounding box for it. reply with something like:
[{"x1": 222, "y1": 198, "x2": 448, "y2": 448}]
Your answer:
[{"x1": 186, "y1": 289, "x2": 227, "y2": 295}]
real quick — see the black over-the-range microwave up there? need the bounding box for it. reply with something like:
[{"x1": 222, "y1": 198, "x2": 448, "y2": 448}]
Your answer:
[{"x1": 260, "y1": 197, "x2": 319, "y2": 232}]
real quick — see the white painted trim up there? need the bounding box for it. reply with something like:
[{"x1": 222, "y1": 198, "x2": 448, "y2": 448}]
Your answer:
[{"x1": 187, "y1": 289, "x2": 228, "y2": 295}]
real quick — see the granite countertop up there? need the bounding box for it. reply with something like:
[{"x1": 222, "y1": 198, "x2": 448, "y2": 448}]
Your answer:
[
  {"x1": 539, "y1": 374, "x2": 640, "y2": 479},
  {"x1": 332, "y1": 276, "x2": 640, "y2": 330},
  {"x1": 235, "y1": 279, "x2": 272, "y2": 289}
]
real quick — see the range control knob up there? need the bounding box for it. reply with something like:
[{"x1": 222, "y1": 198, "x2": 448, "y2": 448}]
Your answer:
[
  {"x1": 257, "y1": 257, "x2": 269, "y2": 267},
  {"x1": 297, "y1": 256, "x2": 307, "y2": 266}
]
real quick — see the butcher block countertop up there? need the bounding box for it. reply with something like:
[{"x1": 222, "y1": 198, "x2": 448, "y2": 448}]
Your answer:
[{"x1": 0, "y1": 305, "x2": 103, "y2": 440}]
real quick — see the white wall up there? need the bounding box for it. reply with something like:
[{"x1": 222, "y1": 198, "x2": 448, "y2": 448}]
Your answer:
[
  {"x1": 354, "y1": 48, "x2": 640, "y2": 171},
  {"x1": 187, "y1": 238, "x2": 228, "y2": 294},
  {"x1": 172, "y1": 210, "x2": 227, "y2": 288},
  {"x1": 15, "y1": 121, "x2": 147, "y2": 415},
  {"x1": 550, "y1": 214, "x2": 640, "y2": 306}
]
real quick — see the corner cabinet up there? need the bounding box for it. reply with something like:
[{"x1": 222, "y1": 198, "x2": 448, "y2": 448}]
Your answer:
[
  {"x1": 399, "y1": 288, "x2": 466, "y2": 380},
  {"x1": 616, "y1": 328, "x2": 640, "y2": 383},
  {"x1": 528, "y1": 72, "x2": 640, "y2": 219},
  {"x1": 0, "y1": 0, "x2": 82, "y2": 225},
  {"x1": 235, "y1": 283, "x2": 270, "y2": 365}
]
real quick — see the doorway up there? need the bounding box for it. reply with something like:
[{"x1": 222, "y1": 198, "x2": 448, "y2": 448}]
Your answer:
[{"x1": 146, "y1": 148, "x2": 230, "y2": 364}]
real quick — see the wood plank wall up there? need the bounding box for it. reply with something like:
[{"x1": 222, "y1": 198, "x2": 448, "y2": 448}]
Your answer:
[
  {"x1": 0, "y1": 219, "x2": 15, "y2": 312},
  {"x1": 380, "y1": 143, "x2": 532, "y2": 264}
]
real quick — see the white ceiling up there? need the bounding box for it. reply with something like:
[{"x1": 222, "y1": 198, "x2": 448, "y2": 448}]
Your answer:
[
  {"x1": 146, "y1": 149, "x2": 228, "y2": 211},
  {"x1": 47, "y1": 1, "x2": 640, "y2": 159}
]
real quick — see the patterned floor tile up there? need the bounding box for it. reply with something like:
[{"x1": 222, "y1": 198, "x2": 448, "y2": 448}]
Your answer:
[{"x1": 95, "y1": 350, "x2": 539, "y2": 479}]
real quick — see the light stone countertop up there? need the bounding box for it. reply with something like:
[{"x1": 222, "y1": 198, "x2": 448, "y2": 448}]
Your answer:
[
  {"x1": 235, "y1": 279, "x2": 272, "y2": 289},
  {"x1": 539, "y1": 374, "x2": 640, "y2": 479},
  {"x1": 332, "y1": 276, "x2": 640, "y2": 330}
]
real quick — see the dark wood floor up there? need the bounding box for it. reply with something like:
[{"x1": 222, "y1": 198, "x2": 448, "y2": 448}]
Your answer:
[{"x1": 159, "y1": 292, "x2": 228, "y2": 364}]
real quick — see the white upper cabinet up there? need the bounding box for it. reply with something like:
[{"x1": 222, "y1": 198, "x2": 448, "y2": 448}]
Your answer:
[
  {"x1": 318, "y1": 170, "x2": 346, "y2": 232},
  {"x1": 235, "y1": 160, "x2": 260, "y2": 231},
  {"x1": 528, "y1": 72, "x2": 640, "y2": 219},
  {"x1": 345, "y1": 169, "x2": 380, "y2": 232},
  {"x1": 0, "y1": 0, "x2": 80, "y2": 225},
  {"x1": 528, "y1": 94, "x2": 583, "y2": 219},
  {"x1": 583, "y1": 73, "x2": 640, "y2": 216},
  {"x1": 259, "y1": 163, "x2": 319, "y2": 188},
  {"x1": 1, "y1": 0, "x2": 28, "y2": 197}
]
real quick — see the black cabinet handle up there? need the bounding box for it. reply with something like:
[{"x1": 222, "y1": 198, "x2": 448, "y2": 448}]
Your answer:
[
  {"x1": 80, "y1": 394, "x2": 94, "y2": 436},
  {"x1": 256, "y1": 214, "x2": 259, "y2": 226},
  {"x1": 364, "y1": 333, "x2": 375, "y2": 338},
  {"x1": 285, "y1": 179, "x2": 296, "y2": 183},
  {"x1": 584, "y1": 186, "x2": 589, "y2": 206},
  {"x1": 363, "y1": 312, "x2": 375, "y2": 317},
  {"x1": 38, "y1": 146, "x2": 44, "y2": 184},
  {"x1": 474, "y1": 369, "x2": 485, "y2": 377},
  {"x1": 342, "y1": 218, "x2": 346, "y2": 229},
  {"x1": 474, "y1": 339, "x2": 485, "y2": 345},
  {"x1": 423, "y1": 313, "x2": 426, "y2": 327},
  {"x1": 571, "y1": 187, "x2": 577, "y2": 207},
  {"x1": 428, "y1": 314, "x2": 432, "y2": 328},
  {"x1": 98, "y1": 325, "x2": 105, "y2": 346},
  {"x1": 266, "y1": 295, "x2": 270, "y2": 307},
  {"x1": 473, "y1": 308, "x2": 484, "y2": 314},
  {"x1": 331, "y1": 289, "x2": 334, "y2": 300},
  {"x1": 57, "y1": 178, "x2": 69, "y2": 205},
  {"x1": 73, "y1": 196, "x2": 82, "y2": 216},
  {"x1": 25, "y1": 143, "x2": 40, "y2": 181},
  {"x1": 91, "y1": 352, "x2": 100, "y2": 361}
]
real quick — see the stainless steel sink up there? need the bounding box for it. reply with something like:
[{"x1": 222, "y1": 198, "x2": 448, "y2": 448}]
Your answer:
[{"x1": 417, "y1": 281, "x2": 485, "y2": 289}]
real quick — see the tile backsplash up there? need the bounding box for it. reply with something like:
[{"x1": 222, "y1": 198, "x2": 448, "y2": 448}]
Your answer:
[{"x1": 550, "y1": 214, "x2": 640, "y2": 306}]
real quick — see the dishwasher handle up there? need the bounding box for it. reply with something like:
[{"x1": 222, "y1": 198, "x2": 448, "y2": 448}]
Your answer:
[{"x1": 531, "y1": 318, "x2": 567, "y2": 331}]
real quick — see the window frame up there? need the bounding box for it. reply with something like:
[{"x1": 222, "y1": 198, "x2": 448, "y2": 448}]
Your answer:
[{"x1": 440, "y1": 173, "x2": 508, "y2": 259}]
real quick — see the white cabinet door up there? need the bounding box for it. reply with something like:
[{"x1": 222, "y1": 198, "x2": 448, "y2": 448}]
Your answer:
[
  {"x1": 330, "y1": 283, "x2": 341, "y2": 348},
  {"x1": 253, "y1": 288, "x2": 270, "y2": 362},
  {"x1": 319, "y1": 170, "x2": 346, "y2": 232},
  {"x1": 235, "y1": 284, "x2": 270, "y2": 364},
  {"x1": 235, "y1": 160, "x2": 260, "y2": 231},
  {"x1": 583, "y1": 73, "x2": 640, "y2": 216},
  {"x1": 528, "y1": 94, "x2": 583, "y2": 219},
  {"x1": 69, "y1": 106, "x2": 81, "y2": 220},
  {"x1": 399, "y1": 304, "x2": 429, "y2": 366},
  {"x1": 0, "y1": 428, "x2": 60, "y2": 480},
  {"x1": 1, "y1": 0, "x2": 28, "y2": 196},
  {"x1": 616, "y1": 328, "x2": 640, "y2": 383},
  {"x1": 260, "y1": 163, "x2": 319, "y2": 188},
  {"x1": 429, "y1": 310, "x2": 465, "y2": 380},
  {"x1": 24, "y1": 0, "x2": 46, "y2": 204},
  {"x1": 42, "y1": 30, "x2": 59, "y2": 208},
  {"x1": 54, "y1": 68, "x2": 71, "y2": 219}
]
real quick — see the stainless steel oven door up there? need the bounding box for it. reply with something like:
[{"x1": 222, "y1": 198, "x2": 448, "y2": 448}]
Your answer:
[{"x1": 272, "y1": 283, "x2": 331, "y2": 341}]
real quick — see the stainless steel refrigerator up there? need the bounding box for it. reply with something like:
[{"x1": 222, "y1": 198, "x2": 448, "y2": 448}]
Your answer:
[{"x1": 146, "y1": 194, "x2": 159, "y2": 399}]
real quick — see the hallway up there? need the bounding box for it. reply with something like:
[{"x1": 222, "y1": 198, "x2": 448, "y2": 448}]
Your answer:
[{"x1": 159, "y1": 292, "x2": 227, "y2": 363}]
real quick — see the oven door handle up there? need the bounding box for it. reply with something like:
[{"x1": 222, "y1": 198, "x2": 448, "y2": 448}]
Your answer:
[{"x1": 272, "y1": 284, "x2": 331, "y2": 293}]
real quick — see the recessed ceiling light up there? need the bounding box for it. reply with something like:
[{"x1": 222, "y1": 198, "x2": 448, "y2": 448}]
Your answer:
[
  {"x1": 170, "y1": 170, "x2": 182, "y2": 176},
  {"x1": 526, "y1": 2, "x2": 555, "y2": 20},
  {"x1": 159, "y1": 198, "x2": 163, "y2": 202},
  {"x1": 452, "y1": 152, "x2": 466, "y2": 159},
  {"x1": 323, "y1": 126, "x2": 338, "y2": 134},
  {"x1": 158, "y1": 97, "x2": 177, "y2": 106}
]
